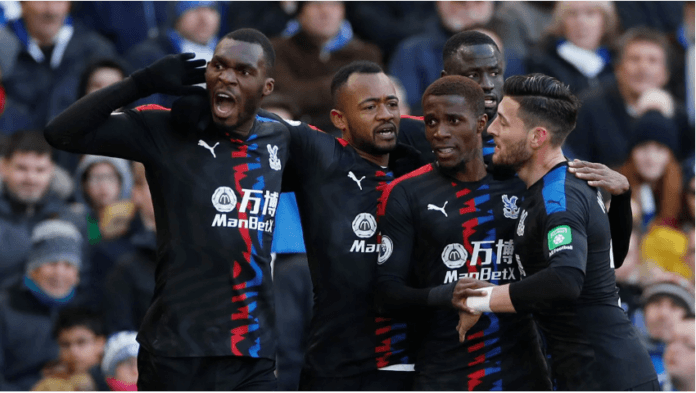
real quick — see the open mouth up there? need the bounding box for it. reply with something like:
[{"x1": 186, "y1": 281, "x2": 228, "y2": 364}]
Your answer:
[
  {"x1": 484, "y1": 96, "x2": 497, "y2": 108},
  {"x1": 212, "y1": 91, "x2": 236, "y2": 118},
  {"x1": 375, "y1": 124, "x2": 397, "y2": 140},
  {"x1": 434, "y1": 146, "x2": 456, "y2": 159}
]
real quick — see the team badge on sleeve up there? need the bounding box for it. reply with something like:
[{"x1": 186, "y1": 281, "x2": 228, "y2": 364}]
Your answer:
[
  {"x1": 548, "y1": 225, "x2": 573, "y2": 251},
  {"x1": 268, "y1": 144, "x2": 282, "y2": 170}
]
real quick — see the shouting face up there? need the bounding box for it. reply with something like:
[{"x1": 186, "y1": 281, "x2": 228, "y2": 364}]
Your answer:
[{"x1": 205, "y1": 38, "x2": 274, "y2": 133}]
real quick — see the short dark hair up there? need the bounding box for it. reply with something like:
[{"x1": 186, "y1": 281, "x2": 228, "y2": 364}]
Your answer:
[
  {"x1": 503, "y1": 74, "x2": 581, "y2": 146},
  {"x1": 422, "y1": 75, "x2": 485, "y2": 117},
  {"x1": 53, "y1": 307, "x2": 105, "y2": 339},
  {"x1": 330, "y1": 60, "x2": 384, "y2": 104},
  {"x1": 615, "y1": 27, "x2": 671, "y2": 67},
  {"x1": 222, "y1": 28, "x2": 275, "y2": 68},
  {"x1": 78, "y1": 58, "x2": 128, "y2": 98},
  {"x1": 3, "y1": 130, "x2": 53, "y2": 160},
  {"x1": 443, "y1": 30, "x2": 500, "y2": 64}
]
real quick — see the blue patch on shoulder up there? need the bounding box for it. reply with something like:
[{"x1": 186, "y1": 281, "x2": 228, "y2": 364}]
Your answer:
[
  {"x1": 542, "y1": 166, "x2": 567, "y2": 214},
  {"x1": 255, "y1": 115, "x2": 279, "y2": 123}
]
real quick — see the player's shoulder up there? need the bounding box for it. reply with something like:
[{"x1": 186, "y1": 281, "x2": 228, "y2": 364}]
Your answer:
[
  {"x1": 538, "y1": 162, "x2": 594, "y2": 217},
  {"x1": 382, "y1": 163, "x2": 435, "y2": 199}
]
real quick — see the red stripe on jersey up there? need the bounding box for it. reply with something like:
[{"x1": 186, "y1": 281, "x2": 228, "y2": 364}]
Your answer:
[
  {"x1": 230, "y1": 325, "x2": 248, "y2": 356},
  {"x1": 229, "y1": 157, "x2": 253, "y2": 355},
  {"x1": 467, "y1": 369, "x2": 486, "y2": 390},
  {"x1": 400, "y1": 114, "x2": 424, "y2": 121},
  {"x1": 377, "y1": 164, "x2": 434, "y2": 218},
  {"x1": 135, "y1": 104, "x2": 171, "y2": 111},
  {"x1": 336, "y1": 138, "x2": 349, "y2": 147},
  {"x1": 308, "y1": 124, "x2": 324, "y2": 132}
]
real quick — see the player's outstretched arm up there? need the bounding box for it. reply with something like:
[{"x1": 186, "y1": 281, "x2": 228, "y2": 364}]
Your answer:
[
  {"x1": 567, "y1": 159, "x2": 632, "y2": 267},
  {"x1": 45, "y1": 54, "x2": 205, "y2": 157}
]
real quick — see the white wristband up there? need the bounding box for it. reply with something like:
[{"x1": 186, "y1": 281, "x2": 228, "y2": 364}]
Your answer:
[{"x1": 466, "y1": 287, "x2": 494, "y2": 313}]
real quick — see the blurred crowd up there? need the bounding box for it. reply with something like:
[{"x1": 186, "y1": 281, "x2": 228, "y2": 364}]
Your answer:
[{"x1": 0, "y1": 1, "x2": 692, "y2": 391}]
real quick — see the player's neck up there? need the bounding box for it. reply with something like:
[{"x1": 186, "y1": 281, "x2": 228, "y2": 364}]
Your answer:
[
  {"x1": 355, "y1": 149, "x2": 389, "y2": 167},
  {"x1": 518, "y1": 147, "x2": 566, "y2": 188},
  {"x1": 452, "y1": 157, "x2": 487, "y2": 183},
  {"x1": 674, "y1": 376, "x2": 695, "y2": 392}
]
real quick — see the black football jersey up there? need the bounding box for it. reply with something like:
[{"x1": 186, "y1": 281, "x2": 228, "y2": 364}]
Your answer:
[
  {"x1": 50, "y1": 104, "x2": 290, "y2": 359},
  {"x1": 510, "y1": 162, "x2": 657, "y2": 390},
  {"x1": 377, "y1": 163, "x2": 551, "y2": 390},
  {"x1": 273, "y1": 111, "x2": 412, "y2": 377}
]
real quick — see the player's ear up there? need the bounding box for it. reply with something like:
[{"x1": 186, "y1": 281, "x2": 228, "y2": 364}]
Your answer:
[
  {"x1": 262, "y1": 77, "x2": 275, "y2": 97},
  {"x1": 330, "y1": 109, "x2": 347, "y2": 131},
  {"x1": 477, "y1": 114, "x2": 488, "y2": 134},
  {"x1": 530, "y1": 127, "x2": 549, "y2": 149}
]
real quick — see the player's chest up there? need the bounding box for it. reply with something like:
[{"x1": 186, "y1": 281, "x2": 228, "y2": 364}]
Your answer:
[{"x1": 415, "y1": 183, "x2": 522, "y2": 243}]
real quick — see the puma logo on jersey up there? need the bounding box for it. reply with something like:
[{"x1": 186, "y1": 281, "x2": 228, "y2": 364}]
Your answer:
[
  {"x1": 427, "y1": 201, "x2": 448, "y2": 217},
  {"x1": 198, "y1": 140, "x2": 219, "y2": 158},
  {"x1": 348, "y1": 171, "x2": 366, "y2": 190}
]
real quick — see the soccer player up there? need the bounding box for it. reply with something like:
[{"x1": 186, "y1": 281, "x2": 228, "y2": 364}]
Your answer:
[
  {"x1": 45, "y1": 29, "x2": 289, "y2": 390},
  {"x1": 399, "y1": 30, "x2": 634, "y2": 265},
  {"x1": 273, "y1": 61, "x2": 418, "y2": 390},
  {"x1": 453, "y1": 74, "x2": 658, "y2": 390},
  {"x1": 376, "y1": 75, "x2": 551, "y2": 390}
]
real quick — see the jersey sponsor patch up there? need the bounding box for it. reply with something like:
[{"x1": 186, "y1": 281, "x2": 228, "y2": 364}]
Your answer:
[
  {"x1": 352, "y1": 213, "x2": 377, "y2": 238},
  {"x1": 441, "y1": 243, "x2": 468, "y2": 268},
  {"x1": 548, "y1": 225, "x2": 572, "y2": 251}
]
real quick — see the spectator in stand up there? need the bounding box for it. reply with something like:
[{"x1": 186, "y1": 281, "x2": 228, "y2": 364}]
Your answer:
[
  {"x1": 388, "y1": 1, "x2": 528, "y2": 115},
  {"x1": 32, "y1": 307, "x2": 108, "y2": 391},
  {"x1": 567, "y1": 27, "x2": 694, "y2": 167},
  {"x1": 71, "y1": 2, "x2": 169, "y2": 55},
  {"x1": 103, "y1": 162, "x2": 156, "y2": 334},
  {"x1": 527, "y1": 1, "x2": 620, "y2": 95},
  {"x1": 618, "y1": 112, "x2": 683, "y2": 229},
  {"x1": 638, "y1": 281, "x2": 695, "y2": 390},
  {"x1": 125, "y1": 1, "x2": 220, "y2": 109},
  {"x1": 665, "y1": 316, "x2": 695, "y2": 391},
  {"x1": 0, "y1": 219, "x2": 84, "y2": 390},
  {"x1": 0, "y1": 131, "x2": 84, "y2": 290},
  {"x1": 101, "y1": 331, "x2": 139, "y2": 392},
  {"x1": 74, "y1": 155, "x2": 132, "y2": 247},
  {"x1": 271, "y1": 1, "x2": 381, "y2": 134},
  {"x1": 0, "y1": 1, "x2": 117, "y2": 131},
  {"x1": 74, "y1": 155, "x2": 133, "y2": 309},
  {"x1": 346, "y1": 2, "x2": 435, "y2": 63}
]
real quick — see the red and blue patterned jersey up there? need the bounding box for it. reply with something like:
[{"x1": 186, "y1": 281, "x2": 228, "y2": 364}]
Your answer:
[
  {"x1": 377, "y1": 163, "x2": 552, "y2": 390},
  {"x1": 272, "y1": 110, "x2": 415, "y2": 377},
  {"x1": 52, "y1": 104, "x2": 291, "y2": 359}
]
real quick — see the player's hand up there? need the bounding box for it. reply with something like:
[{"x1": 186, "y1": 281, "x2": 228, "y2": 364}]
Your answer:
[
  {"x1": 456, "y1": 311, "x2": 481, "y2": 342},
  {"x1": 567, "y1": 159, "x2": 629, "y2": 195},
  {"x1": 131, "y1": 53, "x2": 207, "y2": 97},
  {"x1": 452, "y1": 278, "x2": 493, "y2": 312}
]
